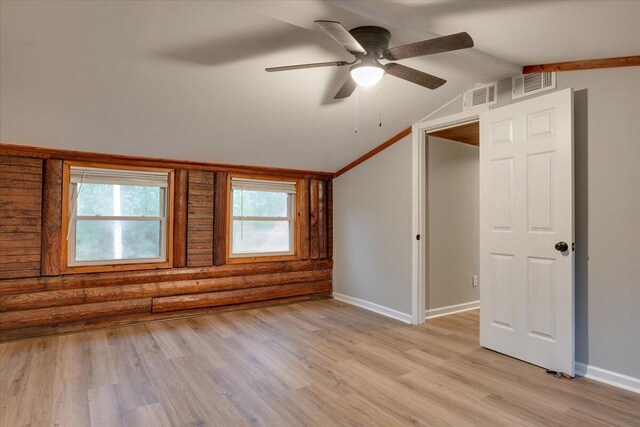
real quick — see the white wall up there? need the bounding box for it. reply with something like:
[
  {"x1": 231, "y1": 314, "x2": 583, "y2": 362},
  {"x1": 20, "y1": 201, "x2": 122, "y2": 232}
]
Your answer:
[
  {"x1": 334, "y1": 66, "x2": 640, "y2": 381},
  {"x1": 427, "y1": 137, "x2": 480, "y2": 310},
  {"x1": 333, "y1": 135, "x2": 413, "y2": 317}
]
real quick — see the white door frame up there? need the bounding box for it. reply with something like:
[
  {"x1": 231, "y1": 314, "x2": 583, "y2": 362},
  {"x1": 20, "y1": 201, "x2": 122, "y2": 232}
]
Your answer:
[{"x1": 411, "y1": 107, "x2": 489, "y2": 324}]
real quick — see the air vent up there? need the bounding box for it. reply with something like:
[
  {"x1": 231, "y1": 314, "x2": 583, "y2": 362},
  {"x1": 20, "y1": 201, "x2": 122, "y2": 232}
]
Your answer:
[
  {"x1": 512, "y1": 72, "x2": 556, "y2": 99},
  {"x1": 463, "y1": 82, "x2": 497, "y2": 111}
]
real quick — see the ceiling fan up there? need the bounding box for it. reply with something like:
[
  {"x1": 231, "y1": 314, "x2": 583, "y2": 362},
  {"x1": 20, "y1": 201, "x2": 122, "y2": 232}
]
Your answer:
[{"x1": 266, "y1": 21, "x2": 474, "y2": 99}]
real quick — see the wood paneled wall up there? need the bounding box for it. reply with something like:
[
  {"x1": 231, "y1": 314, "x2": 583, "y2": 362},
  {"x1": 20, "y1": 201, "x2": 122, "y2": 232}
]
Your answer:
[
  {"x1": 0, "y1": 148, "x2": 332, "y2": 341},
  {"x1": 0, "y1": 156, "x2": 43, "y2": 279}
]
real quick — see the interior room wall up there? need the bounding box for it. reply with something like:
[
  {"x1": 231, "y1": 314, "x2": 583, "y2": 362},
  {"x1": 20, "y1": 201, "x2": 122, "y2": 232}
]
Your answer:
[
  {"x1": 426, "y1": 136, "x2": 480, "y2": 311},
  {"x1": 333, "y1": 135, "x2": 413, "y2": 318},
  {"x1": 427, "y1": 66, "x2": 640, "y2": 380}
]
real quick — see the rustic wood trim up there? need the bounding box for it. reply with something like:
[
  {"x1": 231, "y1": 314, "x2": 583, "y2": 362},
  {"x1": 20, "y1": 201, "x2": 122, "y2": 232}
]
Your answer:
[
  {"x1": 298, "y1": 179, "x2": 310, "y2": 260},
  {"x1": 0, "y1": 142, "x2": 333, "y2": 180},
  {"x1": 224, "y1": 173, "x2": 300, "y2": 264},
  {"x1": 309, "y1": 179, "x2": 320, "y2": 259},
  {"x1": 318, "y1": 180, "x2": 327, "y2": 258},
  {"x1": 173, "y1": 169, "x2": 188, "y2": 268},
  {"x1": 327, "y1": 180, "x2": 333, "y2": 259},
  {"x1": 214, "y1": 171, "x2": 228, "y2": 266},
  {"x1": 523, "y1": 55, "x2": 640, "y2": 74},
  {"x1": 60, "y1": 160, "x2": 175, "y2": 274},
  {"x1": 334, "y1": 126, "x2": 412, "y2": 178},
  {"x1": 40, "y1": 159, "x2": 63, "y2": 276}
]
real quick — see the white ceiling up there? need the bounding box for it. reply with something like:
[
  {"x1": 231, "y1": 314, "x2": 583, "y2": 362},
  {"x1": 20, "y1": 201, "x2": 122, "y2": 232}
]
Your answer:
[{"x1": 1, "y1": 0, "x2": 638, "y2": 172}]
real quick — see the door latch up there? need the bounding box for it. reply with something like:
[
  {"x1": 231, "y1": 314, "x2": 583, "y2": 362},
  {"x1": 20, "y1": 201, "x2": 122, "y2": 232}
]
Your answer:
[{"x1": 416, "y1": 234, "x2": 421, "y2": 241}]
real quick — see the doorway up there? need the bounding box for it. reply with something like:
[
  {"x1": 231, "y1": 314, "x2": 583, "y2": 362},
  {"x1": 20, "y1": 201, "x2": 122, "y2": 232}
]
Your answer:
[{"x1": 424, "y1": 123, "x2": 481, "y2": 319}]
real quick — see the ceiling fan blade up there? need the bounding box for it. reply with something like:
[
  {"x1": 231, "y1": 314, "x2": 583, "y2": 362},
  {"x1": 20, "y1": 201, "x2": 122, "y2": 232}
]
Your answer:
[
  {"x1": 384, "y1": 63, "x2": 446, "y2": 89},
  {"x1": 315, "y1": 20, "x2": 366, "y2": 54},
  {"x1": 383, "y1": 32, "x2": 474, "y2": 61},
  {"x1": 265, "y1": 61, "x2": 348, "y2": 72},
  {"x1": 334, "y1": 75, "x2": 357, "y2": 99}
]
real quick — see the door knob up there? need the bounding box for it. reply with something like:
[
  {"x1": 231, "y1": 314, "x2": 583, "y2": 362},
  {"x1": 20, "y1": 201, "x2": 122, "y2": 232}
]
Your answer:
[{"x1": 555, "y1": 241, "x2": 569, "y2": 252}]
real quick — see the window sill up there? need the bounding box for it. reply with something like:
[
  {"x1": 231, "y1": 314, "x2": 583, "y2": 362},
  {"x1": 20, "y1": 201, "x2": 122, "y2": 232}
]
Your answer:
[
  {"x1": 226, "y1": 254, "x2": 298, "y2": 264},
  {"x1": 61, "y1": 260, "x2": 173, "y2": 275}
]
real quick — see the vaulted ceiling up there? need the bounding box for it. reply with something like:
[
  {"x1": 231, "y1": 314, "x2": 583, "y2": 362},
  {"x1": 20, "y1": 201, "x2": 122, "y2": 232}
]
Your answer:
[{"x1": 1, "y1": 1, "x2": 638, "y2": 172}]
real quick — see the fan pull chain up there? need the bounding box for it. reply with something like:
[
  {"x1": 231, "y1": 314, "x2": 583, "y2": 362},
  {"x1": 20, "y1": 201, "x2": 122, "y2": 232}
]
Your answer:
[
  {"x1": 378, "y1": 80, "x2": 383, "y2": 128},
  {"x1": 355, "y1": 86, "x2": 359, "y2": 134}
]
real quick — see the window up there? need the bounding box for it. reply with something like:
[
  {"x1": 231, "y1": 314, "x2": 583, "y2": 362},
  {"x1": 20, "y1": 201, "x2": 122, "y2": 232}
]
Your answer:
[
  {"x1": 63, "y1": 163, "x2": 173, "y2": 270},
  {"x1": 229, "y1": 177, "x2": 297, "y2": 259}
]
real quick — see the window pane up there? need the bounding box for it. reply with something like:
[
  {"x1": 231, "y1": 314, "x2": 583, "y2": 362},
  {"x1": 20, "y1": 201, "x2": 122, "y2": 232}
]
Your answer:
[
  {"x1": 76, "y1": 184, "x2": 161, "y2": 217},
  {"x1": 232, "y1": 190, "x2": 288, "y2": 218},
  {"x1": 232, "y1": 220, "x2": 290, "y2": 254},
  {"x1": 75, "y1": 220, "x2": 162, "y2": 261}
]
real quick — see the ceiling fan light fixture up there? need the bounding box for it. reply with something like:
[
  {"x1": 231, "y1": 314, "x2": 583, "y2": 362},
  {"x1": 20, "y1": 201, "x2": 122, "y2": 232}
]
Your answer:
[{"x1": 350, "y1": 63, "x2": 385, "y2": 88}]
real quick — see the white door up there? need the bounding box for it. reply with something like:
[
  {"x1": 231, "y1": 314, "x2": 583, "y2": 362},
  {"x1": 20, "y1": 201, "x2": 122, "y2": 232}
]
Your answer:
[{"x1": 479, "y1": 88, "x2": 574, "y2": 376}]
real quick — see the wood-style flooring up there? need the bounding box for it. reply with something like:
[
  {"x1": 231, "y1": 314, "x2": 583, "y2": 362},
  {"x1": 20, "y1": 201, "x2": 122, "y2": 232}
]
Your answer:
[{"x1": 1, "y1": 299, "x2": 639, "y2": 426}]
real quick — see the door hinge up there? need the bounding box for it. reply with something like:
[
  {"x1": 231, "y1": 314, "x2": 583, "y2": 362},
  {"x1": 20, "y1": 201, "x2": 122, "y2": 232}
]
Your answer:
[
  {"x1": 416, "y1": 234, "x2": 421, "y2": 241},
  {"x1": 572, "y1": 242, "x2": 575, "y2": 251}
]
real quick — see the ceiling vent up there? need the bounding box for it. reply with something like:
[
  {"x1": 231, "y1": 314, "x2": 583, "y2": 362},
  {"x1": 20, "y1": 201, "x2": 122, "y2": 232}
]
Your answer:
[
  {"x1": 512, "y1": 72, "x2": 556, "y2": 99},
  {"x1": 463, "y1": 82, "x2": 497, "y2": 111}
]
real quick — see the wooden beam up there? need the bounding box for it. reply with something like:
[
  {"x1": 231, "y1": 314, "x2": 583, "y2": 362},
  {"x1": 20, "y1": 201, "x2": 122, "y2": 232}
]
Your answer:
[
  {"x1": 523, "y1": 55, "x2": 640, "y2": 74},
  {"x1": 173, "y1": 169, "x2": 189, "y2": 268},
  {"x1": 0, "y1": 142, "x2": 333, "y2": 180},
  {"x1": 40, "y1": 159, "x2": 63, "y2": 276},
  {"x1": 334, "y1": 126, "x2": 412, "y2": 178},
  {"x1": 428, "y1": 122, "x2": 479, "y2": 147}
]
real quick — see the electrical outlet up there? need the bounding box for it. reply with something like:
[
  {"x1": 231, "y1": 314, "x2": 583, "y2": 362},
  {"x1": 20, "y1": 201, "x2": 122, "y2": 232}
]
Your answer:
[{"x1": 472, "y1": 275, "x2": 479, "y2": 288}]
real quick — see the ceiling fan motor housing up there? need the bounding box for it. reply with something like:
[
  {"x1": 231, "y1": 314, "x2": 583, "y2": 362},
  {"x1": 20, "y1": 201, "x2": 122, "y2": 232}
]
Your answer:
[{"x1": 349, "y1": 26, "x2": 391, "y2": 58}]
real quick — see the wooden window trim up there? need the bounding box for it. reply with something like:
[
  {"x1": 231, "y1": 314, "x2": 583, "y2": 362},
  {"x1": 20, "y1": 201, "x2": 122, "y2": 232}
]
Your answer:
[
  {"x1": 225, "y1": 173, "x2": 301, "y2": 264},
  {"x1": 60, "y1": 160, "x2": 174, "y2": 274}
]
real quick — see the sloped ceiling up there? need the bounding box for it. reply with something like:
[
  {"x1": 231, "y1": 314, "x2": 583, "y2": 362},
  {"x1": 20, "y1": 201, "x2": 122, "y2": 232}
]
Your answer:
[{"x1": 1, "y1": 0, "x2": 638, "y2": 172}]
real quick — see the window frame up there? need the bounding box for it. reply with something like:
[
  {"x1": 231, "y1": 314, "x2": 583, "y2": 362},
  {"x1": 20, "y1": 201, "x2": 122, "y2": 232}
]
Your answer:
[
  {"x1": 61, "y1": 161, "x2": 174, "y2": 274},
  {"x1": 226, "y1": 174, "x2": 300, "y2": 264}
]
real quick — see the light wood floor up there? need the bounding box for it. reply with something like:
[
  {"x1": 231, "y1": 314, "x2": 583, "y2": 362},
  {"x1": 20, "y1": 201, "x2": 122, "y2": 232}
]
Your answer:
[{"x1": 1, "y1": 299, "x2": 639, "y2": 427}]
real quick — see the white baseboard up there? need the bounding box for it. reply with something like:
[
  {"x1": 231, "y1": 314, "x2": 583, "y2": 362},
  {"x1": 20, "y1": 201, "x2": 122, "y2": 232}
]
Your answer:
[
  {"x1": 575, "y1": 362, "x2": 640, "y2": 394},
  {"x1": 332, "y1": 293, "x2": 412, "y2": 324},
  {"x1": 425, "y1": 300, "x2": 480, "y2": 319}
]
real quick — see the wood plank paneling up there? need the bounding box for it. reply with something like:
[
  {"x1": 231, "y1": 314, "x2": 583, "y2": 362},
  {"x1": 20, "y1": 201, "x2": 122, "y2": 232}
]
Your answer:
[
  {"x1": 40, "y1": 159, "x2": 63, "y2": 276},
  {"x1": 173, "y1": 169, "x2": 188, "y2": 268},
  {"x1": 187, "y1": 170, "x2": 214, "y2": 267},
  {"x1": 0, "y1": 156, "x2": 42, "y2": 279},
  {"x1": 152, "y1": 281, "x2": 331, "y2": 313},
  {"x1": 428, "y1": 121, "x2": 479, "y2": 146},
  {"x1": 298, "y1": 179, "x2": 310, "y2": 260},
  {"x1": 309, "y1": 179, "x2": 328, "y2": 260},
  {"x1": 327, "y1": 180, "x2": 333, "y2": 259},
  {"x1": 213, "y1": 171, "x2": 228, "y2": 266},
  {"x1": 318, "y1": 180, "x2": 327, "y2": 259}
]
